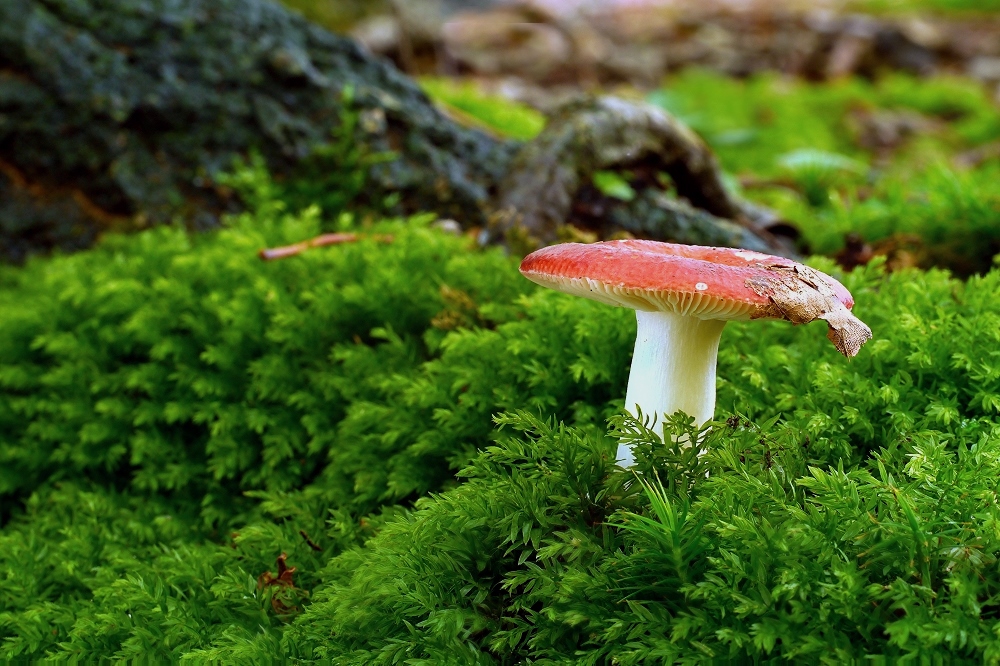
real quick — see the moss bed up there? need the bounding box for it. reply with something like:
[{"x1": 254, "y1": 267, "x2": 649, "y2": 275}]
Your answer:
[{"x1": 4, "y1": 70, "x2": 1000, "y2": 662}]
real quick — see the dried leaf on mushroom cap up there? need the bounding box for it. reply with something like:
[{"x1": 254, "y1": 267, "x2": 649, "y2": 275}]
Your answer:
[{"x1": 745, "y1": 263, "x2": 872, "y2": 357}]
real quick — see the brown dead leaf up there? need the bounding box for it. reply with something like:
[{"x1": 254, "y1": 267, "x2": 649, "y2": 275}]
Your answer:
[
  {"x1": 257, "y1": 553, "x2": 300, "y2": 614},
  {"x1": 746, "y1": 263, "x2": 872, "y2": 358}
]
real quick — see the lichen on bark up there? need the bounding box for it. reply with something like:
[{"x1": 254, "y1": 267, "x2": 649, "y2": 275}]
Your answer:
[{"x1": 0, "y1": 0, "x2": 510, "y2": 260}]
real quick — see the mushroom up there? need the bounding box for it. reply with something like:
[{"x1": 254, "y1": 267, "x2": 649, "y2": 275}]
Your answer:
[{"x1": 519, "y1": 240, "x2": 872, "y2": 466}]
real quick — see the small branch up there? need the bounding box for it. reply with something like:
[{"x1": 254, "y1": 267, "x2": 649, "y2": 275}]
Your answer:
[
  {"x1": 299, "y1": 529, "x2": 323, "y2": 552},
  {"x1": 258, "y1": 232, "x2": 393, "y2": 261}
]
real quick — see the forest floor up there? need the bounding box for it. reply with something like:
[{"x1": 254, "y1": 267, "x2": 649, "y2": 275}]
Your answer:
[{"x1": 4, "y1": 1, "x2": 1000, "y2": 662}]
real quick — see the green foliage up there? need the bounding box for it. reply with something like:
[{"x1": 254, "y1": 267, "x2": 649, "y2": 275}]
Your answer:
[
  {"x1": 9, "y1": 206, "x2": 1000, "y2": 660},
  {"x1": 851, "y1": 0, "x2": 1000, "y2": 14},
  {"x1": 220, "y1": 88, "x2": 397, "y2": 225},
  {"x1": 653, "y1": 70, "x2": 1000, "y2": 274},
  {"x1": 776, "y1": 149, "x2": 867, "y2": 207},
  {"x1": 0, "y1": 204, "x2": 529, "y2": 525},
  {"x1": 267, "y1": 262, "x2": 1000, "y2": 663},
  {"x1": 651, "y1": 71, "x2": 864, "y2": 176},
  {"x1": 6, "y1": 51, "x2": 1000, "y2": 663},
  {"x1": 653, "y1": 70, "x2": 1000, "y2": 179},
  {"x1": 277, "y1": 391, "x2": 1000, "y2": 662},
  {"x1": 801, "y1": 163, "x2": 1000, "y2": 275},
  {"x1": 419, "y1": 77, "x2": 547, "y2": 141},
  {"x1": 0, "y1": 206, "x2": 533, "y2": 658},
  {"x1": 592, "y1": 170, "x2": 638, "y2": 201},
  {"x1": 277, "y1": 0, "x2": 387, "y2": 32}
]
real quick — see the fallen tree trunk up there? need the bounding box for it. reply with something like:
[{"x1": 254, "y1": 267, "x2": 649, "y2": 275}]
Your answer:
[{"x1": 0, "y1": 0, "x2": 793, "y2": 263}]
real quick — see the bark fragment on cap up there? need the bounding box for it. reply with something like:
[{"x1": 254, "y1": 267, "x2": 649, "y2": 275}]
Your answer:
[{"x1": 745, "y1": 264, "x2": 872, "y2": 357}]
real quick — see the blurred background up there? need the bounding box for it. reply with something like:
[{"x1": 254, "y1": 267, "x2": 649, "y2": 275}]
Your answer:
[
  {"x1": 297, "y1": 0, "x2": 1000, "y2": 91},
  {"x1": 5, "y1": 0, "x2": 1000, "y2": 272},
  {"x1": 289, "y1": 0, "x2": 1000, "y2": 275}
]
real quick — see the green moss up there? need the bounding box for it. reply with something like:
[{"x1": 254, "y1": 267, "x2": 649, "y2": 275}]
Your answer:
[
  {"x1": 652, "y1": 71, "x2": 1000, "y2": 177},
  {"x1": 652, "y1": 70, "x2": 1000, "y2": 274},
  {"x1": 8, "y1": 202, "x2": 1000, "y2": 660},
  {"x1": 850, "y1": 0, "x2": 1000, "y2": 14},
  {"x1": 0, "y1": 206, "x2": 529, "y2": 524},
  {"x1": 280, "y1": 400, "x2": 1000, "y2": 662},
  {"x1": 271, "y1": 261, "x2": 1000, "y2": 663},
  {"x1": 277, "y1": 0, "x2": 387, "y2": 32},
  {"x1": 0, "y1": 202, "x2": 532, "y2": 658},
  {"x1": 419, "y1": 77, "x2": 547, "y2": 141},
  {"x1": 5, "y1": 45, "x2": 1000, "y2": 663}
]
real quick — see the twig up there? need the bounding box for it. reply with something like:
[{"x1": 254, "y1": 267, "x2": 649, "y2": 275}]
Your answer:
[
  {"x1": 258, "y1": 232, "x2": 393, "y2": 260},
  {"x1": 299, "y1": 529, "x2": 322, "y2": 552}
]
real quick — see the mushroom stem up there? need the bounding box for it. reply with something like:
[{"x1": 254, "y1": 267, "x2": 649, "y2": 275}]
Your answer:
[{"x1": 619, "y1": 310, "x2": 726, "y2": 466}]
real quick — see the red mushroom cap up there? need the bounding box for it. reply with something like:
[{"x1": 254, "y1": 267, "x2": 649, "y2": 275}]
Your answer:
[{"x1": 519, "y1": 240, "x2": 871, "y2": 357}]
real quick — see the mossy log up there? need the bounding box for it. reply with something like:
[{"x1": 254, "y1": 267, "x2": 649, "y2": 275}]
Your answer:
[{"x1": 0, "y1": 0, "x2": 791, "y2": 262}]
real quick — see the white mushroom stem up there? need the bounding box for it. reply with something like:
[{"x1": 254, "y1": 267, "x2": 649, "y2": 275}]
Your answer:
[{"x1": 618, "y1": 310, "x2": 726, "y2": 467}]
